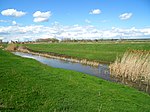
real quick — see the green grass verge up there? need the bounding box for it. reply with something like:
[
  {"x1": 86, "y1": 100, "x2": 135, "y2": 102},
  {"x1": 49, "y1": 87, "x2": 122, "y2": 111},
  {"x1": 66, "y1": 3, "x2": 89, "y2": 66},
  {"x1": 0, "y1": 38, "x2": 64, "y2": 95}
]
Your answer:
[
  {"x1": 25, "y1": 42, "x2": 150, "y2": 62},
  {"x1": 0, "y1": 49, "x2": 150, "y2": 112}
]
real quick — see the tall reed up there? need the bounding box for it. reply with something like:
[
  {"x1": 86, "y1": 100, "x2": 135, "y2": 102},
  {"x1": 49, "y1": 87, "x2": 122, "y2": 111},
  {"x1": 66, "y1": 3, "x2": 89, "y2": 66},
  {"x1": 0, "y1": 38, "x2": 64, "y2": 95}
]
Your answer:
[{"x1": 109, "y1": 50, "x2": 150, "y2": 93}]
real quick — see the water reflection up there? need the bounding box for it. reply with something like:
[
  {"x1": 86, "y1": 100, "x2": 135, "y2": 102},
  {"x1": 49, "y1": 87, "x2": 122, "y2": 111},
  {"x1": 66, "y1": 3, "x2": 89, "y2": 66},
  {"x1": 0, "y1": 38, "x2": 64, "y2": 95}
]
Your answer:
[{"x1": 13, "y1": 52, "x2": 113, "y2": 81}]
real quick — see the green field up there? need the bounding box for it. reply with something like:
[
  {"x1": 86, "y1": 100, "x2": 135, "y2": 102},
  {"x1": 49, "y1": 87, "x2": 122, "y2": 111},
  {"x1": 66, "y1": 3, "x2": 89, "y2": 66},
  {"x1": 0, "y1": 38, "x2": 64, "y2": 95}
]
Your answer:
[
  {"x1": 0, "y1": 49, "x2": 150, "y2": 111},
  {"x1": 25, "y1": 42, "x2": 150, "y2": 62}
]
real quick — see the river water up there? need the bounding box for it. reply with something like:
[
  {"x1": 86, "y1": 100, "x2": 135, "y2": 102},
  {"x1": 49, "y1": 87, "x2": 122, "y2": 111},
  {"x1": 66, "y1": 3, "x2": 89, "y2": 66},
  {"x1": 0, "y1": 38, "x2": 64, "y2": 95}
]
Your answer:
[{"x1": 13, "y1": 52, "x2": 114, "y2": 81}]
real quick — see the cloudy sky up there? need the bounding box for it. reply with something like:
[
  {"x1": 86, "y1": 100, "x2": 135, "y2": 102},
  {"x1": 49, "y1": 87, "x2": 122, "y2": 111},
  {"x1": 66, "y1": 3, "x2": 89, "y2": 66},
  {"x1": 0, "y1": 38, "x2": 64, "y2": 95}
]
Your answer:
[{"x1": 0, "y1": 0, "x2": 150, "y2": 41}]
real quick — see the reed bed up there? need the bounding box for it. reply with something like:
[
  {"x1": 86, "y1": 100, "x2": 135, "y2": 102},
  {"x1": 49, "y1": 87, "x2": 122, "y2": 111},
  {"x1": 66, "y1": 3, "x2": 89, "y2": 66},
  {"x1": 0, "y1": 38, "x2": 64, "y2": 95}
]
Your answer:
[{"x1": 110, "y1": 50, "x2": 150, "y2": 93}]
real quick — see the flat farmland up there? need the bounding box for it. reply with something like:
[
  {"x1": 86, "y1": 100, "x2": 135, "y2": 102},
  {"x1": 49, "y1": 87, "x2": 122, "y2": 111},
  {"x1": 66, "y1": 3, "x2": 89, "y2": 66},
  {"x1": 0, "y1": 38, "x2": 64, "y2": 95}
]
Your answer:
[{"x1": 25, "y1": 42, "x2": 150, "y2": 62}]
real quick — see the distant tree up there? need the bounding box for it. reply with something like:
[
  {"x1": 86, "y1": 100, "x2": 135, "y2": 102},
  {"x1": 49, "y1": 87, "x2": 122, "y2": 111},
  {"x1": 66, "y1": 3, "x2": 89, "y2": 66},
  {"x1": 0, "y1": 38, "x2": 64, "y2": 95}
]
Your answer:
[{"x1": 36, "y1": 38, "x2": 59, "y2": 43}]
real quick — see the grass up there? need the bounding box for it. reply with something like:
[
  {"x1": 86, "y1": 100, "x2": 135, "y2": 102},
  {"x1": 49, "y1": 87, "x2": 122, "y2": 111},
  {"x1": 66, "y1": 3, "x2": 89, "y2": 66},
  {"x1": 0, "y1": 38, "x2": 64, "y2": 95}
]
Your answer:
[
  {"x1": 110, "y1": 50, "x2": 150, "y2": 92},
  {"x1": 0, "y1": 49, "x2": 150, "y2": 111},
  {"x1": 25, "y1": 42, "x2": 150, "y2": 62}
]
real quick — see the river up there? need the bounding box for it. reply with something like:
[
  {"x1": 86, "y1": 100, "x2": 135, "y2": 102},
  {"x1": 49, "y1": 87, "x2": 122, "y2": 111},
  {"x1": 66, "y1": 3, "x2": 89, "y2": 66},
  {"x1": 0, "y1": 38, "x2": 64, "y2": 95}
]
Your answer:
[{"x1": 13, "y1": 52, "x2": 114, "y2": 81}]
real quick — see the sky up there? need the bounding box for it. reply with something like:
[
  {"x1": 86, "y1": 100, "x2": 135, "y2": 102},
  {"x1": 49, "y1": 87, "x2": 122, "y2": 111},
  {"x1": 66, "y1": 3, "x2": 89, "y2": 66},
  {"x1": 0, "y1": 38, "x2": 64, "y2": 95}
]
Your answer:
[{"x1": 0, "y1": 0, "x2": 150, "y2": 41}]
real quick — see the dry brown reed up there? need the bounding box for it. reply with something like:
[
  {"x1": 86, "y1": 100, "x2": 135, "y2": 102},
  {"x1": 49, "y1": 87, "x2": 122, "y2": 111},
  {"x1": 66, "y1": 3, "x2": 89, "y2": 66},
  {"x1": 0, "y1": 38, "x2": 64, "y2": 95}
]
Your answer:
[
  {"x1": 5, "y1": 44, "x2": 18, "y2": 51},
  {"x1": 110, "y1": 50, "x2": 150, "y2": 92}
]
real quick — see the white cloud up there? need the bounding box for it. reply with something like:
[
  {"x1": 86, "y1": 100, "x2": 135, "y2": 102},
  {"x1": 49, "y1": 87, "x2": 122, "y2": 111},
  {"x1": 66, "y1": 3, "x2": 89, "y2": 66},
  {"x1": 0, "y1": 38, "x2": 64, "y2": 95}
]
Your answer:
[
  {"x1": 0, "y1": 36, "x2": 4, "y2": 39},
  {"x1": 1, "y1": 9, "x2": 26, "y2": 17},
  {"x1": 33, "y1": 11, "x2": 51, "y2": 22},
  {"x1": 0, "y1": 20, "x2": 8, "y2": 23},
  {"x1": 0, "y1": 24, "x2": 150, "y2": 41},
  {"x1": 12, "y1": 21, "x2": 17, "y2": 25},
  {"x1": 0, "y1": 20, "x2": 20, "y2": 25},
  {"x1": 119, "y1": 13, "x2": 132, "y2": 20},
  {"x1": 33, "y1": 18, "x2": 49, "y2": 22},
  {"x1": 33, "y1": 11, "x2": 51, "y2": 18},
  {"x1": 89, "y1": 9, "x2": 101, "y2": 15},
  {"x1": 85, "y1": 19, "x2": 91, "y2": 23}
]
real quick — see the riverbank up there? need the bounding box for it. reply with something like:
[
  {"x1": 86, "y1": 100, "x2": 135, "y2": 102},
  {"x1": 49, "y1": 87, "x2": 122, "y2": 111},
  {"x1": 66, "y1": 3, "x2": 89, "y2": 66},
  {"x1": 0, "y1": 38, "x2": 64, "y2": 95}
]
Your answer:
[
  {"x1": 25, "y1": 42, "x2": 150, "y2": 62},
  {"x1": 6, "y1": 44, "x2": 104, "y2": 66},
  {"x1": 5, "y1": 42, "x2": 150, "y2": 66},
  {"x1": 1, "y1": 49, "x2": 150, "y2": 111}
]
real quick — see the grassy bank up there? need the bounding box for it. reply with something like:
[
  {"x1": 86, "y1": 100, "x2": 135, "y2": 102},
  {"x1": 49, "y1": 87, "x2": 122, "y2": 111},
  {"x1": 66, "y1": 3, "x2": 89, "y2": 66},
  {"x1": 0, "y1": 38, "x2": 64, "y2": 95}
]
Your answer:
[
  {"x1": 0, "y1": 49, "x2": 150, "y2": 111},
  {"x1": 25, "y1": 42, "x2": 150, "y2": 62}
]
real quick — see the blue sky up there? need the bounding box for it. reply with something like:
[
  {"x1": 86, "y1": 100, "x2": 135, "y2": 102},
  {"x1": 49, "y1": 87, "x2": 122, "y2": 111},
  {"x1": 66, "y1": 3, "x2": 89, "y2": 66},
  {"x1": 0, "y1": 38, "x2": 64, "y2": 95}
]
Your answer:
[{"x1": 0, "y1": 0, "x2": 150, "y2": 41}]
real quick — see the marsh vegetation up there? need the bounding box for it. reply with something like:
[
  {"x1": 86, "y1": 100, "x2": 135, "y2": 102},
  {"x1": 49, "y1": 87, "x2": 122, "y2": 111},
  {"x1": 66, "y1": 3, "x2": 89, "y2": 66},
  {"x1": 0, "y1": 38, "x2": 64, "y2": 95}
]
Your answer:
[{"x1": 110, "y1": 50, "x2": 150, "y2": 93}]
